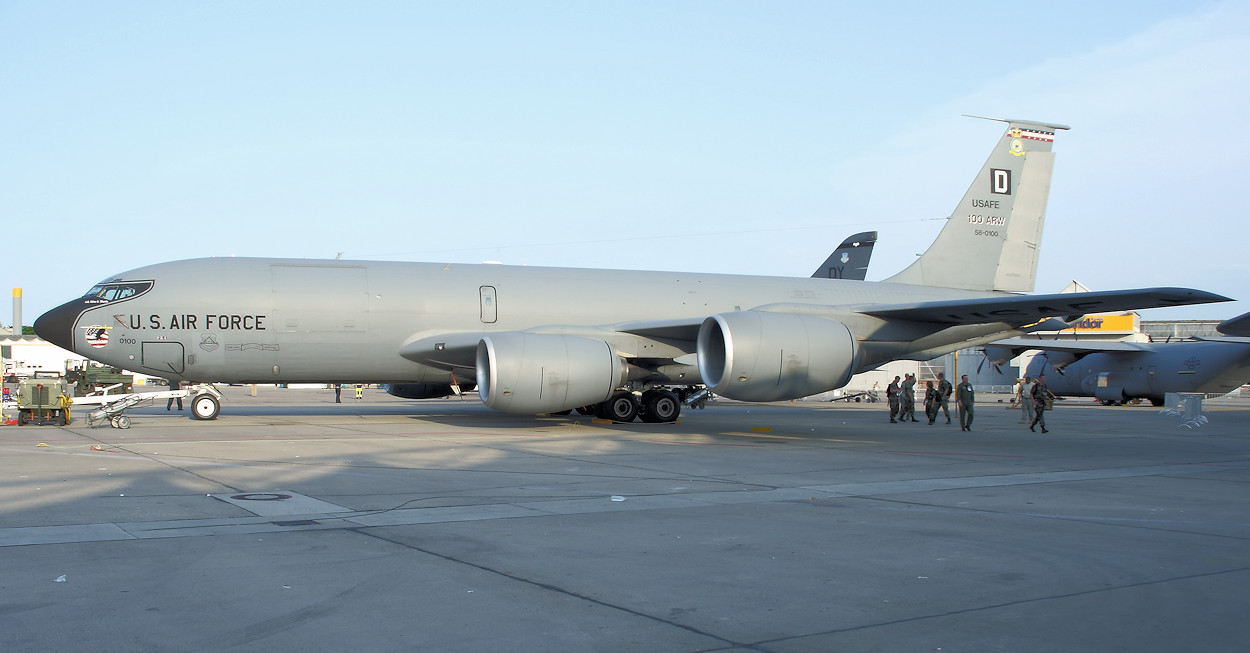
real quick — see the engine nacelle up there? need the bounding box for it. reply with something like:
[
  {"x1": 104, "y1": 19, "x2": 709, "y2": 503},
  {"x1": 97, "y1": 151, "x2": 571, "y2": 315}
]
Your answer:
[
  {"x1": 982, "y1": 346, "x2": 1015, "y2": 366},
  {"x1": 476, "y1": 333, "x2": 626, "y2": 414},
  {"x1": 696, "y1": 311, "x2": 858, "y2": 402}
]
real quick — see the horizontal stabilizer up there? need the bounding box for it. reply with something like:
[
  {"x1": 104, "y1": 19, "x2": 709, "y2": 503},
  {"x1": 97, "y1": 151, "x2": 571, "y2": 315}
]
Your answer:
[
  {"x1": 1217, "y1": 311, "x2": 1250, "y2": 337},
  {"x1": 862, "y1": 288, "x2": 1231, "y2": 326},
  {"x1": 1194, "y1": 335, "x2": 1250, "y2": 345}
]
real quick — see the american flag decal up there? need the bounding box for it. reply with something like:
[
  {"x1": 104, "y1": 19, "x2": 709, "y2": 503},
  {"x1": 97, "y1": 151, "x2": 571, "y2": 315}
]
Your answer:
[{"x1": 84, "y1": 326, "x2": 110, "y2": 348}]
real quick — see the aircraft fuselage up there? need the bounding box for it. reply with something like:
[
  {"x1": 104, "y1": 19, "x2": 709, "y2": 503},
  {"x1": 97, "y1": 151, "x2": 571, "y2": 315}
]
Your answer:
[{"x1": 37, "y1": 257, "x2": 997, "y2": 385}]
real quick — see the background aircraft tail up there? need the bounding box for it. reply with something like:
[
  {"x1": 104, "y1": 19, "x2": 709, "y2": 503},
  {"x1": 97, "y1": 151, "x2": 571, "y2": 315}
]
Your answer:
[
  {"x1": 811, "y1": 231, "x2": 876, "y2": 280},
  {"x1": 885, "y1": 117, "x2": 1069, "y2": 292}
]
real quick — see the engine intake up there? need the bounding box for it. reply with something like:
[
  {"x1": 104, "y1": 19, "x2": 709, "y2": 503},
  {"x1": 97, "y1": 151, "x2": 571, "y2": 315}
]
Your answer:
[
  {"x1": 697, "y1": 311, "x2": 857, "y2": 402},
  {"x1": 476, "y1": 333, "x2": 626, "y2": 414}
]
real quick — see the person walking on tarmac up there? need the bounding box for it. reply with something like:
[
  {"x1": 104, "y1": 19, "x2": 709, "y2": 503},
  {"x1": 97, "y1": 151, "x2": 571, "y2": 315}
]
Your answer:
[
  {"x1": 936, "y1": 372, "x2": 953, "y2": 425},
  {"x1": 355, "y1": 383, "x2": 364, "y2": 400},
  {"x1": 886, "y1": 376, "x2": 901, "y2": 423},
  {"x1": 901, "y1": 374, "x2": 919, "y2": 422},
  {"x1": 923, "y1": 380, "x2": 940, "y2": 425},
  {"x1": 957, "y1": 375, "x2": 975, "y2": 431},
  {"x1": 166, "y1": 380, "x2": 183, "y2": 411},
  {"x1": 334, "y1": 383, "x2": 342, "y2": 403},
  {"x1": 1030, "y1": 374, "x2": 1056, "y2": 433},
  {"x1": 1019, "y1": 375, "x2": 1036, "y2": 425}
]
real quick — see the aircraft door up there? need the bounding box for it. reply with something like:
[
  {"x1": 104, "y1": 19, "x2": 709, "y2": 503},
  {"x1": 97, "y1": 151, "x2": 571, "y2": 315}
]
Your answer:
[
  {"x1": 1146, "y1": 366, "x2": 1159, "y2": 394},
  {"x1": 480, "y1": 286, "x2": 497, "y2": 324},
  {"x1": 142, "y1": 341, "x2": 186, "y2": 376}
]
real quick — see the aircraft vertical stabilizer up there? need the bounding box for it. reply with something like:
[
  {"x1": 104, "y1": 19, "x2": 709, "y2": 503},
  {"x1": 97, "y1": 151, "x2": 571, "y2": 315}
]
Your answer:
[{"x1": 886, "y1": 117, "x2": 1069, "y2": 293}]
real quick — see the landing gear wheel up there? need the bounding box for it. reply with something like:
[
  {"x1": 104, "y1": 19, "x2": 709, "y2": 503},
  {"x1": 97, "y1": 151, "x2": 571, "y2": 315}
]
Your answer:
[
  {"x1": 110, "y1": 416, "x2": 120, "y2": 428},
  {"x1": 599, "y1": 392, "x2": 639, "y2": 423},
  {"x1": 641, "y1": 390, "x2": 681, "y2": 423},
  {"x1": 191, "y1": 393, "x2": 220, "y2": 420},
  {"x1": 116, "y1": 415, "x2": 131, "y2": 429},
  {"x1": 1150, "y1": 396, "x2": 1164, "y2": 407}
]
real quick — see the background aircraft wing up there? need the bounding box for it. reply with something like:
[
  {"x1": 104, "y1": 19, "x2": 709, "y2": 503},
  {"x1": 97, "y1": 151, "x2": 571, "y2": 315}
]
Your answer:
[{"x1": 860, "y1": 287, "x2": 1231, "y2": 325}]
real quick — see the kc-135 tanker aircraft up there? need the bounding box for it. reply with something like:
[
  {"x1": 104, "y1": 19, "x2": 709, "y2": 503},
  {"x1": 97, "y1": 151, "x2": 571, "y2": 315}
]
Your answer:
[{"x1": 35, "y1": 117, "x2": 1232, "y2": 422}]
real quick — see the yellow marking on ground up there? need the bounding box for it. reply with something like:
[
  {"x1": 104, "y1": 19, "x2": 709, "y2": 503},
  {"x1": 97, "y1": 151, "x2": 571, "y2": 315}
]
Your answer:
[{"x1": 749, "y1": 427, "x2": 772, "y2": 433}]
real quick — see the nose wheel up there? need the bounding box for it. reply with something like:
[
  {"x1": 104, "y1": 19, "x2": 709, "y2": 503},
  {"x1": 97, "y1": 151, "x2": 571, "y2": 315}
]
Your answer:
[{"x1": 191, "y1": 393, "x2": 220, "y2": 420}]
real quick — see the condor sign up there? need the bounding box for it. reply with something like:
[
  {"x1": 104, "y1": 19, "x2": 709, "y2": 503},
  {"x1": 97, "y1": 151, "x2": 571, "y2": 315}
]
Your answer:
[{"x1": 1066, "y1": 314, "x2": 1137, "y2": 334}]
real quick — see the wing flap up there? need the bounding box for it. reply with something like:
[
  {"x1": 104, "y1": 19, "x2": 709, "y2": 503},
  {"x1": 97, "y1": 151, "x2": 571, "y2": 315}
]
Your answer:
[{"x1": 988, "y1": 337, "x2": 1153, "y2": 353}]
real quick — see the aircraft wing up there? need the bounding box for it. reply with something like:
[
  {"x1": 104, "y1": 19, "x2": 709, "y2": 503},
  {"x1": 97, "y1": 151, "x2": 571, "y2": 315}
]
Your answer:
[
  {"x1": 399, "y1": 287, "x2": 1230, "y2": 372},
  {"x1": 399, "y1": 319, "x2": 705, "y2": 373},
  {"x1": 399, "y1": 332, "x2": 484, "y2": 371},
  {"x1": 616, "y1": 317, "x2": 704, "y2": 341},
  {"x1": 986, "y1": 337, "x2": 1154, "y2": 353},
  {"x1": 860, "y1": 287, "x2": 1230, "y2": 325}
]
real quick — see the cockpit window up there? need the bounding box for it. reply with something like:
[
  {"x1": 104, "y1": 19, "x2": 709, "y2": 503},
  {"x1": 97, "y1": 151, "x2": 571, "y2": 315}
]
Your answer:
[{"x1": 83, "y1": 281, "x2": 153, "y2": 302}]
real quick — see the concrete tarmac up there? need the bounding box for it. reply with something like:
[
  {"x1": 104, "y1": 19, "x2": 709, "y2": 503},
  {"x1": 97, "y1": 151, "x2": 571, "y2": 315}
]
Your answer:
[{"x1": 2, "y1": 388, "x2": 1248, "y2": 652}]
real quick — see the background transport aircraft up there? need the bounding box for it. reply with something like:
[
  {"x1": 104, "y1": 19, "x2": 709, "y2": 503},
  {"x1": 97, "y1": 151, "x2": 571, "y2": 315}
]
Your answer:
[
  {"x1": 35, "y1": 118, "x2": 1231, "y2": 422},
  {"x1": 985, "y1": 337, "x2": 1250, "y2": 405}
]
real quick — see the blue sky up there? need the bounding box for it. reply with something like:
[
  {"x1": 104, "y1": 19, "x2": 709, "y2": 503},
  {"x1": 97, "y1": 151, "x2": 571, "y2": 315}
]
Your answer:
[{"x1": 3, "y1": 1, "x2": 1247, "y2": 323}]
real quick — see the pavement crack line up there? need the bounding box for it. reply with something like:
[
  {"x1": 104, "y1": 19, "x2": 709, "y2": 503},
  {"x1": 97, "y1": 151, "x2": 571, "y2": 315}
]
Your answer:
[
  {"x1": 857, "y1": 494, "x2": 1250, "y2": 542},
  {"x1": 57, "y1": 425, "x2": 247, "y2": 494},
  {"x1": 744, "y1": 565, "x2": 1250, "y2": 649},
  {"x1": 350, "y1": 527, "x2": 749, "y2": 650}
]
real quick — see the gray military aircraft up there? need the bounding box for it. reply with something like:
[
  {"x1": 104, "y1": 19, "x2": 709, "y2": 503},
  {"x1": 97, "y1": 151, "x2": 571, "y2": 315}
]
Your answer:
[
  {"x1": 34, "y1": 117, "x2": 1231, "y2": 422},
  {"x1": 985, "y1": 337, "x2": 1250, "y2": 405}
]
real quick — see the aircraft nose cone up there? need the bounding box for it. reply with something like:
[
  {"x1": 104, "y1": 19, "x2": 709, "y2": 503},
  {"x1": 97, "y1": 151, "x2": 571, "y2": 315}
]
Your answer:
[{"x1": 34, "y1": 301, "x2": 83, "y2": 352}]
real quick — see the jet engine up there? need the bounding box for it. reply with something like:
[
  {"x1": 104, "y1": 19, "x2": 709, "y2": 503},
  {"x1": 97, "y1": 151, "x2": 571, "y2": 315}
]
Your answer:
[
  {"x1": 696, "y1": 311, "x2": 858, "y2": 402},
  {"x1": 476, "y1": 333, "x2": 626, "y2": 414}
]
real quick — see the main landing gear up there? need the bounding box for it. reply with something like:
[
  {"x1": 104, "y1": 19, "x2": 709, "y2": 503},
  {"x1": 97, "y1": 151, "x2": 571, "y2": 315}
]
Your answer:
[{"x1": 584, "y1": 389, "x2": 682, "y2": 423}]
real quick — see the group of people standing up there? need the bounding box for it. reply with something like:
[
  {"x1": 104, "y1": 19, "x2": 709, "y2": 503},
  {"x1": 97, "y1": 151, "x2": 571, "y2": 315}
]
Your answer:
[
  {"x1": 886, "y1": 372, "x2": 1052, "y2": 432},
  {"x1": 886, "y1": 373, "x2": 976, "y2": 430}
]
